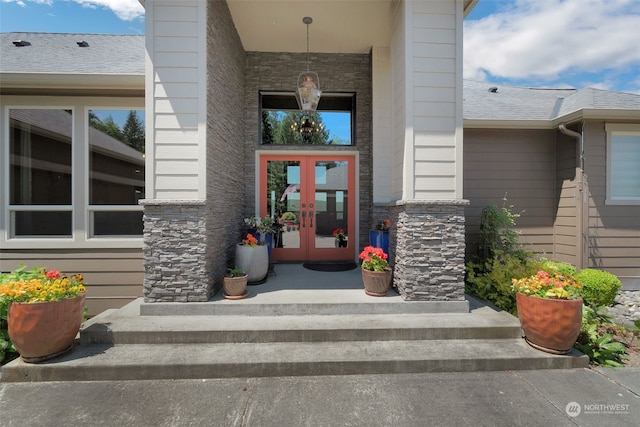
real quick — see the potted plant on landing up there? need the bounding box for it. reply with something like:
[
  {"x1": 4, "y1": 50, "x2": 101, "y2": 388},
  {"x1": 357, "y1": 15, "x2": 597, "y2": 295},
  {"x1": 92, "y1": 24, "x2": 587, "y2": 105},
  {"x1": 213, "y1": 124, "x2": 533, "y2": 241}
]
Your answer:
[
  {"x1": 369, "y1": 219, "x2": 391, "y2": 256},
  {"x1": 244, "y1": 216, "x2": 279, "y2": 257},
  {"x1": 223, "y1": 267, "x2": 249, "y2": 300},
  {"x1": 359, "y1": 246, "x2": 392, "y2": 297},
  {"x1": 512, "y1": 268, "x2": 583, "y2": 354},
  {"x1": 234, "y1": 233, "x2": 269, "y2": 285},
  {"x1": 333, "y1": 228, "x2": 347, "y2": 247},
  {"x1": 0, "y1": 265, "x2": 86, "y2": 363}
]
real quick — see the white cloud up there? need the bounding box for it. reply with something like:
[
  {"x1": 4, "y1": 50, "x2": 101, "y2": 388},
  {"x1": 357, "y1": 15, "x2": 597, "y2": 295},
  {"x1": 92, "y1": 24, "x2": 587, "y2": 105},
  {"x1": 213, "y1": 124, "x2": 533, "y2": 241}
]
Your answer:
[
  {"x1": 2, "y1": 0, "x2": 143, "y2": 21},
  {"x1": 2, "y1": 0, "x2": 53, "y2": 7},
  {"x1": 72, "y1": 0, "x2": 144, "y2": 21},
  {"x1": 464, "y1": 0, "x2": 640, "y2": 87}
]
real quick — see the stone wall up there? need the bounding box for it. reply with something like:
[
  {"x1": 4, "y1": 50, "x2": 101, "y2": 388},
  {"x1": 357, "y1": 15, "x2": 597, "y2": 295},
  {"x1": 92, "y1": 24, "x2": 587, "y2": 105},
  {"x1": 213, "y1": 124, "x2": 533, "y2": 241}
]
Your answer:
[
  {"x1": 206, "y1": 0, "x2": 247, "y2": 291},
  {"x1": 142, "y1": 200, "x2": 209, "y2": 302},
  {"x1": 390, "y1": 200, "x2": 468, "y2": 301},
  {"x1": 143, "y1": 0, "x2": 246, "y2": 303}
]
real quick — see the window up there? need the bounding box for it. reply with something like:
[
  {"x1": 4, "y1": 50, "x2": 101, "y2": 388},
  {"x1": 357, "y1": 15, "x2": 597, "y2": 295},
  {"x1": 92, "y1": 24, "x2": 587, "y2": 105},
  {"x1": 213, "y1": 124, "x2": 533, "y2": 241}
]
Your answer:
[
  {"x1": 606, "y1": 124, "x2": 640, "y2": 204},
  {"x1": 3, "y1": 102, "x2": 144, "y2": 244},
  {"x1": 9, "y1": 109, "x2": 73, "y2": 237},
  {"x1": 260, "y1": 92, "x2": 355, "y2": 145},
  {"x1": 88, "y1": 109, "x2": 145, "y2": 236}
]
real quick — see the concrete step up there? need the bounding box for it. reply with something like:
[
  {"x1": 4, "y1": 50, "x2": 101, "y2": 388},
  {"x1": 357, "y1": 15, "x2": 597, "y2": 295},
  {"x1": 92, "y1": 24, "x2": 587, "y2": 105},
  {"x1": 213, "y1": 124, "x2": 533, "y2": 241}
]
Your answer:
[
  {"x1": 80, "y1": 312, "x2": 523, "y2": 345},
  {"x1": 1, "y1": 339, "x2": 589, "y2": 382}
]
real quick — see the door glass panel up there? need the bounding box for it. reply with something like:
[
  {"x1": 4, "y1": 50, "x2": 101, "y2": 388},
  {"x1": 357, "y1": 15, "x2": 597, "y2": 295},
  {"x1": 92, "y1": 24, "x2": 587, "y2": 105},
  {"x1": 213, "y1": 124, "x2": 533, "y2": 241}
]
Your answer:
[
  {"x1": 314, "y1": 160, "x2": 349, "y2": 249},
  {"x1": 266, "y1": 160, "x2": 300, "y2": 249}
]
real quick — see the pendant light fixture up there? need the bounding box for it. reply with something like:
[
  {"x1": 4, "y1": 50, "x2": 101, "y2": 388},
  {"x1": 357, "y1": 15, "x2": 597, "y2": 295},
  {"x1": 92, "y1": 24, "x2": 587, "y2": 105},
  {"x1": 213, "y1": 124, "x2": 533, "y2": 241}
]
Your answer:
[{"x1": 295, "y1": 16, "x2": 322, "y2": 112}]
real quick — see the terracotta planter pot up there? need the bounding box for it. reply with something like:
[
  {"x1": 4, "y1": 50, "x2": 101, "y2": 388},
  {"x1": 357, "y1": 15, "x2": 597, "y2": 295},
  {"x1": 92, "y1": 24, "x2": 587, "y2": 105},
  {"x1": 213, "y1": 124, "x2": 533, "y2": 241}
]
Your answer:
[
  {"x1": 8, "y1": 293, "x2": 86, "y2": 363},
  {"x1": 235, "y1": 244, "x2": 269, "y2": 284},
  {"x1": 516, "y1": 293, "x2": 583, "y2": 354},
  {"x1": 362, "y1": 268, "x2": 392, "y2": 297},
  {"x1": 223, "y1": 275, "x2": 249, "y2": 299}
]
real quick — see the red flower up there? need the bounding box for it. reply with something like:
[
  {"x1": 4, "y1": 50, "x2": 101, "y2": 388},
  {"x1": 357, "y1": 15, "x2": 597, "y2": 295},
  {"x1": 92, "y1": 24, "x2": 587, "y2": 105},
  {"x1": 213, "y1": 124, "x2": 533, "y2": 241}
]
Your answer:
[{"x1": 45, "y1": 270, "x2": 60, "y2": 279}]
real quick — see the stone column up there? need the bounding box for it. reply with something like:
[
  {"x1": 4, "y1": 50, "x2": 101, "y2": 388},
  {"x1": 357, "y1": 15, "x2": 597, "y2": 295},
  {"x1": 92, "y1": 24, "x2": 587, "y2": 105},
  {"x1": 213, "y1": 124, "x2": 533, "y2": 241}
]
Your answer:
[
  {"x1": 141, "y1": 199, "x2": 211, "y2": 303},
  {"x1": 390, "y1": 200, "x2": 469, "y2": 304}
]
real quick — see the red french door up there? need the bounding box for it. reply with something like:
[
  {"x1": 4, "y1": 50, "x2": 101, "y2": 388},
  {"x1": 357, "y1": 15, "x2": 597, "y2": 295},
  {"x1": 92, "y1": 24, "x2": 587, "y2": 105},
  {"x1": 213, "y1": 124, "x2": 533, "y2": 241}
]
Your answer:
[{"x1": 260, "y1": 155, "x2": 356, "y2": 262}]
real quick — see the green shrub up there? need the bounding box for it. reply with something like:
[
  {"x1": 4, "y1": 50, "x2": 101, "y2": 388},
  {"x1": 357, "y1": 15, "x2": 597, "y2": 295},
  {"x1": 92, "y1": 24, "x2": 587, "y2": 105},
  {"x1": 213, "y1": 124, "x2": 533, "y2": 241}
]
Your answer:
[
  {"x1": 466, "y1": 253, "x2": 541, "y2": 314},
  {"x1": 575, "y1": 269, "x2": 622, "y2": 307},
  {"x1": 575, "y1": 305, "x2": 628, "y2": 367},
  {"x1": 541, "y1": 260, "x2": 577, "y2": 277}
]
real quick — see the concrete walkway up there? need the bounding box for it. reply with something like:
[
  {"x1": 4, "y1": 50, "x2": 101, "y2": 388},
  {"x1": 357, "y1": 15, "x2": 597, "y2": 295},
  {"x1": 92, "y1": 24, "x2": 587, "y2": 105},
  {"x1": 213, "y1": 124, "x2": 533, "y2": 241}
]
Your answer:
[{"x1": 1, "y1": 368, "x2": 639, "y2": 426}]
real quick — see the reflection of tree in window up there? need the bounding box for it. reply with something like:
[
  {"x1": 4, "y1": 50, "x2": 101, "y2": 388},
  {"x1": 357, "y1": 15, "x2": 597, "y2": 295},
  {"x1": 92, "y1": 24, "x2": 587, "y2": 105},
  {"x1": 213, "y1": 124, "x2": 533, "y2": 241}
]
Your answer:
[
  {"x1": 262, "y1": 111, "x2": 330, "y2": 145},
  {"x1": 89, "y1": 110, "x2": 145, "y2": 154}
]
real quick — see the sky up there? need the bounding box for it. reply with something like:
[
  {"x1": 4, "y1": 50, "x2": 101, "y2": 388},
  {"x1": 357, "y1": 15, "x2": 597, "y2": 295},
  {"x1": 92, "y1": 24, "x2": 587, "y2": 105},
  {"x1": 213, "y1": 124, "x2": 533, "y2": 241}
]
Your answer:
[{"x1": 1, "y1": 0, "x2": 639, "y2": 97}]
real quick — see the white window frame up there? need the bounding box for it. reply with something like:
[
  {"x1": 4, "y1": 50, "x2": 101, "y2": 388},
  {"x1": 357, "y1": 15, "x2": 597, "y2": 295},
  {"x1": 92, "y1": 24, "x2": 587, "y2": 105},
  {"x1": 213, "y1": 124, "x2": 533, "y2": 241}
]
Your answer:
[
  {"x1": 606, "y1": 123, "x2": 640, "y2": 205},
  {"x1": 1, "y1": 96, "x2": 144, "y2": 249}
]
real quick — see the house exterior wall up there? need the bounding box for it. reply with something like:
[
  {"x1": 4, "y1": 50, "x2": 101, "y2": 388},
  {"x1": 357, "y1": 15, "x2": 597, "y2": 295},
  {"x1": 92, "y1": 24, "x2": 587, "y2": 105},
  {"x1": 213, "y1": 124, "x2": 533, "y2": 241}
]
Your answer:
[
  {"x1": 463, "y1": 129, "x2": 556, "y2": 259},
  {"x1": 583, "y1": 120, "x2": 640, "y2": 289},
  {"x1": 145, "y1": 0, "x2": 206, "y2": 200},
  {"x1": 142, "y1": 0, "x2": 246, "y2": 302},
  {"x1": 387, "y1": 0, "x2": 467, "y2": 304},
  {"x1": 392, "y1": 0, "x2": 463, "y2": 200},
  {"x1": 372, "y1": 46, "x2": 393, "y2": 205},
  {"x1": 554, "y1": 129, "x2": 580, "y2": 267},
  {"x1": 0, "y1": 250, "x2": 142, "y2": 316}
]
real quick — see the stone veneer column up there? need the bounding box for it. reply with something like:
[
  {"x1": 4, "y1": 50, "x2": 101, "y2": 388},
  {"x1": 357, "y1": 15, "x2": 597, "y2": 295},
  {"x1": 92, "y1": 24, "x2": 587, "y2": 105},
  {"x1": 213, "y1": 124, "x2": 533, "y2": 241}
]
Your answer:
[
  {"x1": 390, "y1": 200, "x2": 469, "y2": 302},
  {"x1": 141, "y1": 200, "x2": 211, "y2": 303}
]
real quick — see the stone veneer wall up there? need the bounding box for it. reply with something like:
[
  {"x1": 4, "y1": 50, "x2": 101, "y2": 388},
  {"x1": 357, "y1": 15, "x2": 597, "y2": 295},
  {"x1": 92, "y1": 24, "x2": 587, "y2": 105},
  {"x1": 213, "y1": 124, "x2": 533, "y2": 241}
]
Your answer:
[
  {"x1": 390, "y1": 200, "x2": 468, "y2": 301},
  {"x1": 243, "y1": 52, "x2": 373, "y2": 247},
  {"x1": 142, "y1": 200, "x2": 209, "y2": 302},
  {"x1": 206, "y1": 0, "x2": 246, "y2": 289},
  {"x1": 143, "y1": 0, "x2": 246, "y2": 303}
]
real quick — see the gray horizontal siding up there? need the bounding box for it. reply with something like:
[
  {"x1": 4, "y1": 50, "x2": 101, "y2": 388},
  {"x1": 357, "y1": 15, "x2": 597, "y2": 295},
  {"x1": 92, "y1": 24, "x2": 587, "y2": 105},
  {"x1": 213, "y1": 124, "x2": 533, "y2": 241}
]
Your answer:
[
  {"x1": 464, "y1": 129, "x2": 556, "y2": 259},
  {"x1": 0, "y1": 249, "x2": 143, "y2": 316},
  {"x1": 583, "y1": 120, "x2": 640, "y2": 289}
]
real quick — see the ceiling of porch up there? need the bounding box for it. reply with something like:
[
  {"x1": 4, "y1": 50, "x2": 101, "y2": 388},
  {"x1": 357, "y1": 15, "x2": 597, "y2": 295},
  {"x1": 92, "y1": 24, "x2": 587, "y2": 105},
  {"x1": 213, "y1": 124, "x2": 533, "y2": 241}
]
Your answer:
[{"x1": 227, "y1": 0, "x2": 392, "y2": 54}]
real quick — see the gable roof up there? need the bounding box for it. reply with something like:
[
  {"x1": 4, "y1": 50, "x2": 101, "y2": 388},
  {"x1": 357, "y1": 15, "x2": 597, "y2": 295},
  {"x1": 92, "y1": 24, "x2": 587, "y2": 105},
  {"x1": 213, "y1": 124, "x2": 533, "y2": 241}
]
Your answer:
[{"x1": 464, "y1": 80, "x2": 640, "y2": 128}]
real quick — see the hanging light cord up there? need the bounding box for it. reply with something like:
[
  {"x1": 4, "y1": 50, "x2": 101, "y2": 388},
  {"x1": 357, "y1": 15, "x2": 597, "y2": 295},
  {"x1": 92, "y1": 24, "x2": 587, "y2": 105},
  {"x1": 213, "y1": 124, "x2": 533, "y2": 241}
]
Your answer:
[{"x1": 306, "y1": 21, "x2": 310, "y2": 72}]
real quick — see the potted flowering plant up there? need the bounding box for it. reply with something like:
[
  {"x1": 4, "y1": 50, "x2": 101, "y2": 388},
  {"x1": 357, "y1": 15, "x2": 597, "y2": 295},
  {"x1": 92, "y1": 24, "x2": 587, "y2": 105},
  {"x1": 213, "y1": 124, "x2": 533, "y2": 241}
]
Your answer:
[
  {"x1": 333, "y1": 228, "x2": 347, "y2": 247},
  {"x1": 369, "y1": 219, "x2": 391, "y2": 256},
  {"x1": 244, "y1": 216, "x2": 279, "y2": 256},
  {"x1": 223, "y1": 267, "x2": 249, "y2": 300},
  {"x1": 359, "y1": 246, "x2": 392, "y2": 296},
  {"x1": 234, "y1": 233, "x2": 269, "y2": 284},
  {"x1": 511, "y1": 269, "x2": 583, "y2": 354},
  {"x1": 0, "y1": 265, "x2": 86, "y2": 363}
]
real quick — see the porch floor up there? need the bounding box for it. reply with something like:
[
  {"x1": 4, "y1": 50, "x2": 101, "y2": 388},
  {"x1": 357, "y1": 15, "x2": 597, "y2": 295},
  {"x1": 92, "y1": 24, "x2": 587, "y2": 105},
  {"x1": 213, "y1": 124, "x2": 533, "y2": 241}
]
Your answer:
[{"x1": 140, "y1": 263, "x2": 471, "y2": 316}]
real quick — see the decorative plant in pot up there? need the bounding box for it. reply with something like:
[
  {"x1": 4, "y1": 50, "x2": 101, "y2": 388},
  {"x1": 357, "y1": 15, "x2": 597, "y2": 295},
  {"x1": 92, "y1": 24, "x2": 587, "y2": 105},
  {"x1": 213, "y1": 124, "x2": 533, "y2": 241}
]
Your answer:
[
  {"x1": 359, "y1": 246, "x2": 392, "y2": 297},
  {"x1": 0, "y1": 265, "x2": 86, "y2": 363},
  {"x1": 223, "y1": 267, "x2": 249, "y2": 300},
  {"x1": 244, "y1": 216, "x2": 279, "y2": 257},
  {"x1": 235, "y1": 233, "x2": 269, "y2": 285},
  {"x1": 369, "y1": 219, "x2": 391, "y2": 256},
  {"x1": 511, "y1": 268, "x2": 583, "y2": 354},
  {"x1": 333, "y1": 228, "x2": 347, "y2": 247}
]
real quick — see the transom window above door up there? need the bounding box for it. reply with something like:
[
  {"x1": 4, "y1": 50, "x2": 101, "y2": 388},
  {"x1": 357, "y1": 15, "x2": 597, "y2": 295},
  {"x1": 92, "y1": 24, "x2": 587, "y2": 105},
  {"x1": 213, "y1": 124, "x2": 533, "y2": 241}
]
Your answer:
[{"x1": 259, "y1": 92, "x2": 355, "y2": 146}]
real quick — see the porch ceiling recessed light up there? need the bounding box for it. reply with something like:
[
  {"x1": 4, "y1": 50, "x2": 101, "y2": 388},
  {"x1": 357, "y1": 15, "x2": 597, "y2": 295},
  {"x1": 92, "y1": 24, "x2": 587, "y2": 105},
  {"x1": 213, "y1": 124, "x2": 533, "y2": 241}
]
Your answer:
[{"x1": 295, "y1": 16, "x2": 322, "y2": 112}]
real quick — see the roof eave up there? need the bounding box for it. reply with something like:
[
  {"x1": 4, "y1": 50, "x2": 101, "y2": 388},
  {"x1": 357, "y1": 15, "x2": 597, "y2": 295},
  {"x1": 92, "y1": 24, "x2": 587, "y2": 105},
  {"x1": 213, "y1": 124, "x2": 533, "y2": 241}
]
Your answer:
[
  {"x1": 0, "y1": 73, "x2": 144, "y2": 91},
  {"x1": 465, "y1": 108, "x2": 640, "y2": 129},
  {"x1": 463, "y1": 119, "x2": 555, "y2": 129}
]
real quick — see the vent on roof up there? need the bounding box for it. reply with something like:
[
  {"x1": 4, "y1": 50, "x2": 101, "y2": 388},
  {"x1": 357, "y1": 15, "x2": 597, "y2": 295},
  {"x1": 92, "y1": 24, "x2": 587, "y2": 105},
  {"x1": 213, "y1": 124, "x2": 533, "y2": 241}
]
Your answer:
[
  {"x1": 77, "y1": 41, "x2": 89, "y2": 47},
  {"x1": 488, "y1": 86, "x2": 498, "y2": 93},
  {"x1": 12, "y1": 40, "x2": 31, "y2": 47}
]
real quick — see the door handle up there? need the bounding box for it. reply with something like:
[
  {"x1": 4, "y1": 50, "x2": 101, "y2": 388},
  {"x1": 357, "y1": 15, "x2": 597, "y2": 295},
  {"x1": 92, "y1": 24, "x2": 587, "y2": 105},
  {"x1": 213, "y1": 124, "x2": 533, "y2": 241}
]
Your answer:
[
  {"x1": 301, "y1": 210, "x2": 306, "y2": 228},
  {"x1": 309, "y1": 210, "x2": 314, "y2": 228}
]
